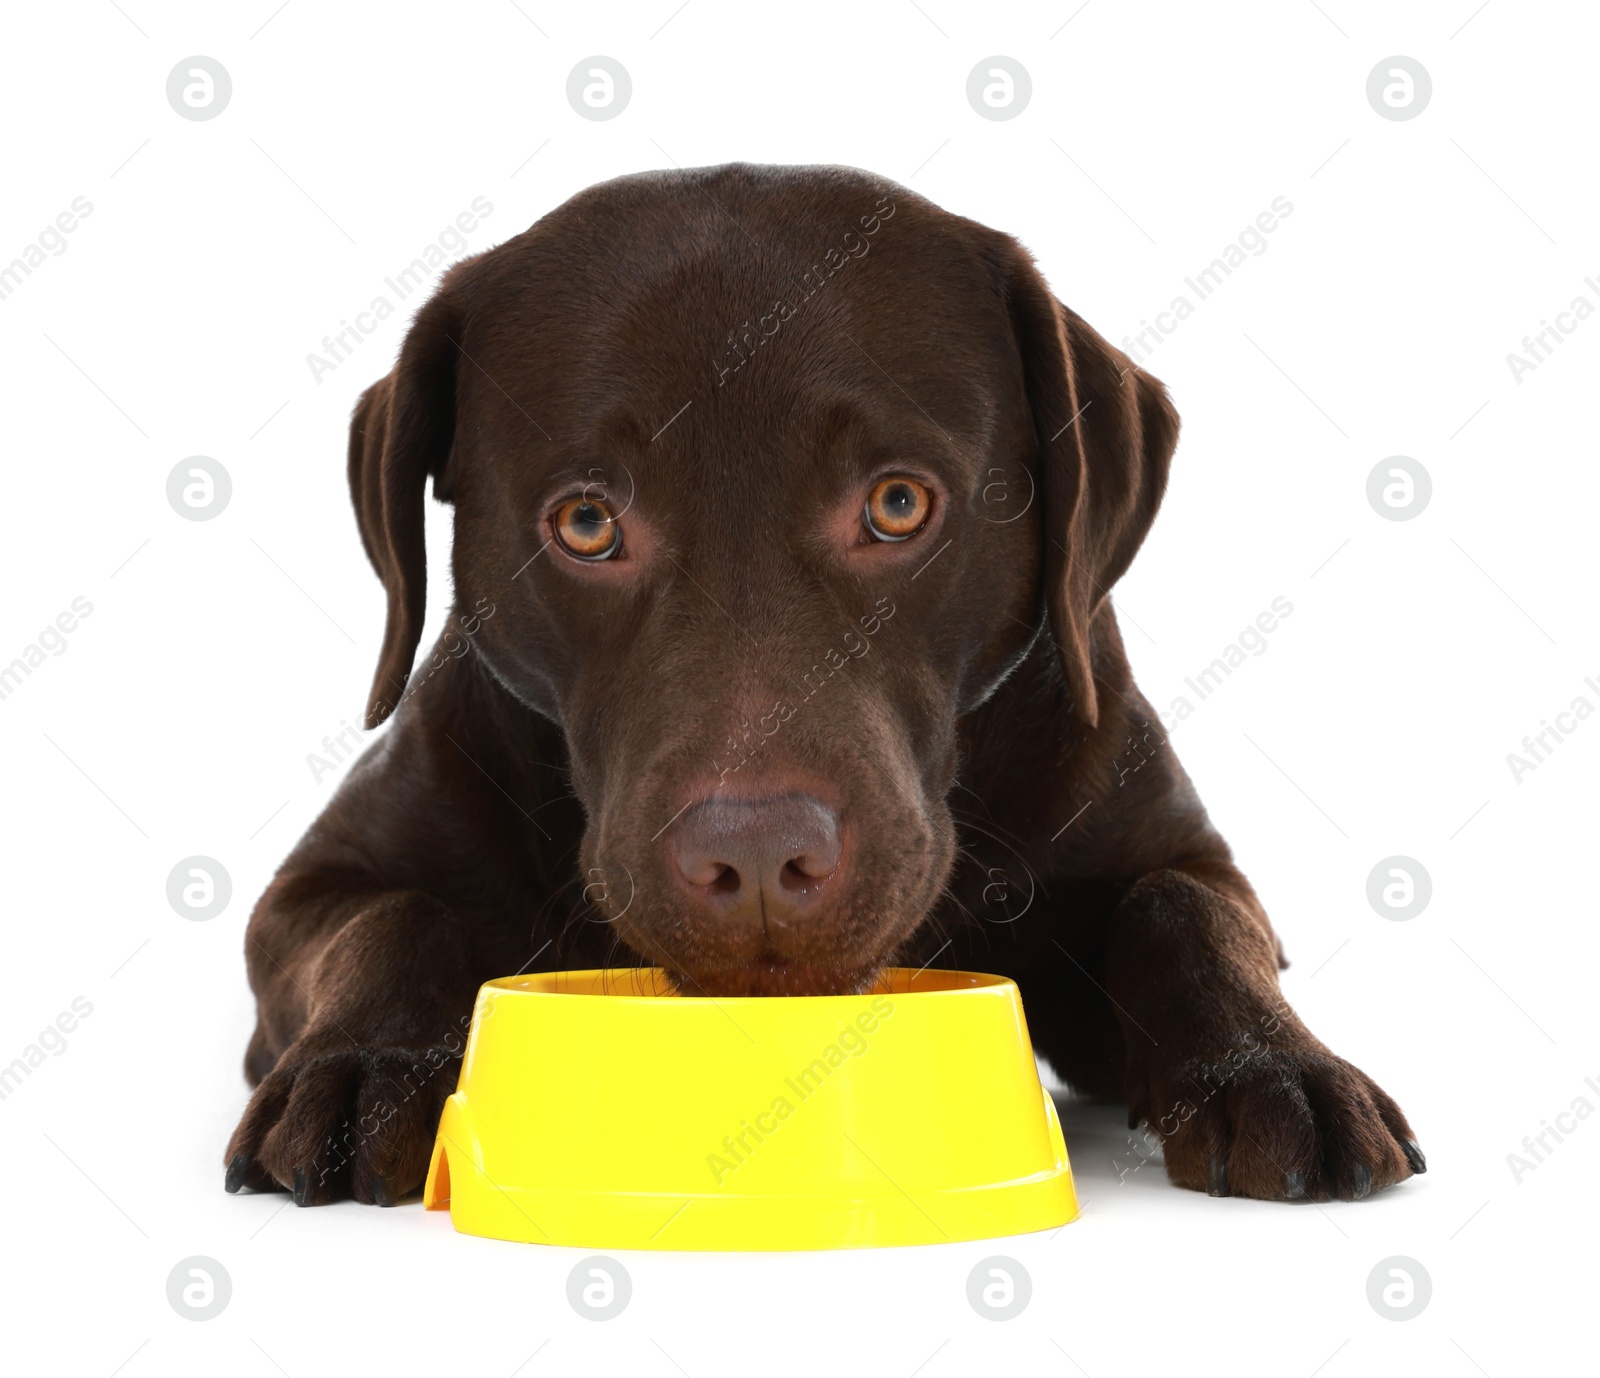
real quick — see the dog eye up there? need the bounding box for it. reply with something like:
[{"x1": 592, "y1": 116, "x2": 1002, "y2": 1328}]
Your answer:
[
  {"x1": 553, "y1": 497, "x2": 622, "y2": 561},
  {"x1": 863, "y1": 477, "x2": 931, "y2": 542}
]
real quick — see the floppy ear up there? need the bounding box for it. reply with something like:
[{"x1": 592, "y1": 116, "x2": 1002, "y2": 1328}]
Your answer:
[
  {"x1": 1002, "y1": 245, "x2": 1179, "y2": 729},
  {"x1": 347, "y1": 274, "x2": 471, "y2": 729}
]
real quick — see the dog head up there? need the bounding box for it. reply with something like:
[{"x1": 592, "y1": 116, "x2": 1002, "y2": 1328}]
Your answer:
[{"x1": 346, "y1": 164, "x2": 1177, "y2": 995}]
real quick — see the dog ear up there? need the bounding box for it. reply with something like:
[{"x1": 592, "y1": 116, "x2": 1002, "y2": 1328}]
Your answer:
[
  {"x1": 1001, "y1": 245, "x2": 1179, "y2": 728},
  {"x1": 347, "y1": 268, "x2": 474, "y2": 729}
]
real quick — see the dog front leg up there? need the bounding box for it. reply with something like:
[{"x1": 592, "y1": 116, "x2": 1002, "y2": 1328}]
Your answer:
[
  {"x1": 1102, "y1": 864, "x2": 1425, "y2": 1201},
  {"x1": 224, "y1": 889, "x2": 486, "y2": 1206}
]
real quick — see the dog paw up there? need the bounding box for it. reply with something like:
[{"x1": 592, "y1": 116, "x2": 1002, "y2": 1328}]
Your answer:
[
  {"x1": 1135, "y1": 1044, "x2": 1424, "y2": 1202},
  {"x1": 223, "y1": 1038, "x2": 461, "y2": 1206}
]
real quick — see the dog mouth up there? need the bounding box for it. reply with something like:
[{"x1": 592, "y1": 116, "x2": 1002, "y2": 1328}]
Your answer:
[{"x1": 665, "y1": 954, "x2": 886, "y2": 999}]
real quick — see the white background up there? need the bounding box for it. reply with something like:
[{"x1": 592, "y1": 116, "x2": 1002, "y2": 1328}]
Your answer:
[{"x1": 1, "y1": 1, "x2": 1595, "y2": 1374}]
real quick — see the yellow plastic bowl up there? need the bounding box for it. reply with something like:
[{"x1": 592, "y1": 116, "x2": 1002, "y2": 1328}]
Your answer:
[{"x1": 423, "y1": 967, "x2": 1077, "y2": 1250}]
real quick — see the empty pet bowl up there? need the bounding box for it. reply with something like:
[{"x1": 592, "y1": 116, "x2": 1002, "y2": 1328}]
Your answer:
[{"x1": 423, "y1": 967, "x2": 1077, "y2": 1250}]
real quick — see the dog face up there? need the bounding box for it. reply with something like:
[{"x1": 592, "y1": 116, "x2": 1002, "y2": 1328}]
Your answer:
[{"x1": 347, "y1": 165, "x2": 1176, "y2": 996}]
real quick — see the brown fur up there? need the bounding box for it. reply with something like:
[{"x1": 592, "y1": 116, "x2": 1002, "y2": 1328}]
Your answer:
[{"x1": 225, "y1": 164, "x2": 1422, "y2": 1207}]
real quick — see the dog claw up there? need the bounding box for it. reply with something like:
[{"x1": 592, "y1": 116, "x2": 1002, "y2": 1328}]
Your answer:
[
  {"x1": 1351, "y1": 1164, "x2": 1372, "y2": 1200},
  {"x1": 1284, "y1": 1170, "x2": 1305, "y2": 1200},
  {"x1": 1403, "y1": 1140, "x2": 1427, "y2": 1174},
  {"x1": 371, "y1": 1176, "x2": 398, "y2": 1207},
  {"x1": 1206, "y1": 1156, "x2": 1229, "y2": 1197},
  {"x1": 225, "y1": 1153, "x2": 252, "y2": 1194},
  {"x1": 292, "y1": 1168, "x2": 312, "y2": 1207}
]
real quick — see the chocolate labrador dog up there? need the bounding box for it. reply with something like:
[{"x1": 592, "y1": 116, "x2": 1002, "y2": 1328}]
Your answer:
[{"x1": 226, "y1": 163, "x2": 1423, "y2": 1208}]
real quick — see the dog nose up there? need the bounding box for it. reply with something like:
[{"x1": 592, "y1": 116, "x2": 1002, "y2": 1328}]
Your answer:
[{"x1": 670, "y1": 793, "x2": 843, "y2": 920}]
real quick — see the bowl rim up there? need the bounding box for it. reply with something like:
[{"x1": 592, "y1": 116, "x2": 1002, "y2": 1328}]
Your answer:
[{"x1": 479, "y1": 966, "x2": 1015, "y2": 1004}]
